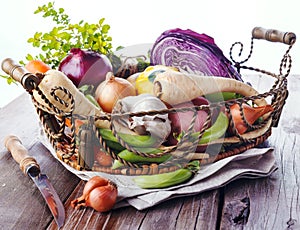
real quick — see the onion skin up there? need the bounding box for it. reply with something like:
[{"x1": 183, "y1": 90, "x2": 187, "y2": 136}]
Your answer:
[
  {"x1": 86, "y1": 181, "x2": 118, "y2": 212},
  {"x1": 82, "y1": 176, "x2": 108, "y2": 196},
  {"x1": 59, "y1": 48, "x2": 113, "y2": 87},
  {"x1": 229, "y1": 103, "x2": 274, "y2": 135},
  {"x1": 95, "y1": 72, "x2": 136, "y2": 113},
  {"x1": 95, "y1": 148, "x2": 113, "y2": 166},
  {"x1": 71, "y1": 176, "x2": 118, "y2": 212}
]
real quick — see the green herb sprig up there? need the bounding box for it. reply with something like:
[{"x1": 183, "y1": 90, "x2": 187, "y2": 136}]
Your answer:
[
  {"x1": 23, "y1": 1, "x2": 113, "y2": 68},
  {"x1": 0, "y1": 74, "x2": 17, "y2": 85}
]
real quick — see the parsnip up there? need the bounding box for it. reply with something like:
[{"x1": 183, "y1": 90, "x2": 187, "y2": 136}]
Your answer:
[
  {"x1": 153, "y1": 70, "x2": 267, "y2": 106},
  {"x1": 32, "y1": 69, "x2": 109, "y2": 128}
]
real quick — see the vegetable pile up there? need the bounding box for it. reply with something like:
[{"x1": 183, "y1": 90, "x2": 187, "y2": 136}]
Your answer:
[
  {"x1": 23, "y1": 25, "x2": 273, "y2": 192},
  {"x1": 2, "y1": 2, "x2": 276, "y2": 211}
]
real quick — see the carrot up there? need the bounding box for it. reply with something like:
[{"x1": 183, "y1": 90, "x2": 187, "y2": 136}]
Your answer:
[
  {"x1": 229, "y1": 103, "x2": 274, "y2": 134},
  {"x1": 65, "y1": 118, "x2": 72, "y2": 127},
  {"x1": 32, "y1": 69, "x2": 109, "y2": 129},
  {"x1": 153, "y1": 70, "x2": 267, "y2": 106},
  {"x1": 25, "y1": 60, "x2": 51, "y2": 74}
]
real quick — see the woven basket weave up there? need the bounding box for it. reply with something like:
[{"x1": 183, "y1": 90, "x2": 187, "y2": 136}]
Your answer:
[{"x1": 2, "y1": 27, "x2": 296, "y2": 175}]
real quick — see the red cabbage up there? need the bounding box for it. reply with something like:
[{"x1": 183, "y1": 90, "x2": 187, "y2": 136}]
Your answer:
[{"x1": 150, "y1": 28, "x2": 242, "y2": 81}]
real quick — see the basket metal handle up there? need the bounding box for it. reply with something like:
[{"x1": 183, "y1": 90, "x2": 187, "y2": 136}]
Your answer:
[
  {"x1": 1, "y1": 58, "x2": 41, "y2": 91},
  {"x1": 252, "y1": 27, "x2": 296, "y2": 45}
]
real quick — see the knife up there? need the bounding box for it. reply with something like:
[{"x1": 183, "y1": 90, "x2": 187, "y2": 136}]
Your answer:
[{"x1": 4, "y1": 135, "x2": 65, "y2": 228}]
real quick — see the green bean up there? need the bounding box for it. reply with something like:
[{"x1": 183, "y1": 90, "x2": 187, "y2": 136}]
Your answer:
[
  {"x1": 111, "y1": 160, "x2": 124, "y2": 169},
  {"x1": 205, "y1": 92, "x2": 237, "y2": 102},
  {"x1": 194, "y1": 112, "x2": 229, "y2": 145},
  {"x1": 104, "y1": 139, "x2": 125, "y2": 152},
  {"x1": 99, "y1": 128, "x2": 158, "y2": 147}
]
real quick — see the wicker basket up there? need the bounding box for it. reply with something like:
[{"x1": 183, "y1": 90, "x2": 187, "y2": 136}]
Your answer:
[{"x1": 2, "y1": 27, "x2": 296, "y2": 175}]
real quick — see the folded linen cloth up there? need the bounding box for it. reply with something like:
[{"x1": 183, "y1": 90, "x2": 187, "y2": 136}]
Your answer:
[
  {"x1": 123, "y1": 148, "x2": 276, "y2": 210},
  {"x1": 40, "y1": 133, "x2": 276, "y2": 210}
]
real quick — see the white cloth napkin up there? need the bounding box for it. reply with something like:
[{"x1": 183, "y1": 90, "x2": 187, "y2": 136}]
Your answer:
[
  {"x1": 123, "y1": 148, "x2": 276, "y2": 209},
  {"x1": 40, "y1": 133, "x2": 276, "y2": 210}
]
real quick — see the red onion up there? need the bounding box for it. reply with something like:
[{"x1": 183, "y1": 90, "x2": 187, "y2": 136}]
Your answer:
[
  {"x1": 58, "y1": 48, "x2": 113, "y2": 87},
  {"x1": 167, "y1": 97, "x2": 210, "y2": 145}
]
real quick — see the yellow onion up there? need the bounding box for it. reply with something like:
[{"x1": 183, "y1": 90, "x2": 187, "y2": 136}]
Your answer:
[
  {"x1": 95, "y1": 72, "x2": 136, "y2": 113},
  {"x1": 71, "y1": 176, "x2": 118, "y2": 212}
]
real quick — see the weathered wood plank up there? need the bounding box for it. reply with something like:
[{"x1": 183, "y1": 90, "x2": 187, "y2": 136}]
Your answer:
[
  {"x1": 0, "y1": 94, "x2": 80, "y2": 229},
  {"x1": 178, "y1": 190, "x2": 220, "y2": 230},
  {"x1": 47, "y1": 181, "x2": 110, "y2": 230},
  {"x1": 0, "y1": 142, "x2": 80, "y2": 229},
  {"x1": 47, "y1": 180, "x2": 147, "y2": 230},
  {"x1": 219, "y1": 75, "x2": 300, "y2": 229},
  {"x1": 47, "y1": 185, "x2": 220, "y2": 229},
  {"x1": 104, "y1": 205, "x2": 147, "y2": 229}
]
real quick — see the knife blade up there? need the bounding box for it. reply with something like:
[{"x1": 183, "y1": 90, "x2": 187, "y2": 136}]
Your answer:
[{"x1": 4, "y1": 135, "x2": 65, "y2": 228}]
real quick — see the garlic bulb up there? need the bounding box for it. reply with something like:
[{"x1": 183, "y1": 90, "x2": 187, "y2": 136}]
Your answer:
[{"x1": 112, "y1": 94, "x2": 171, "y2": 145}]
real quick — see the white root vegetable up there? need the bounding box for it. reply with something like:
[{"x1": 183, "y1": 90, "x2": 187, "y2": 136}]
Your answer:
[
  {"x1": 153, "y1": 70, "x2": 267, "y2": 106},
  {"x1": 32, "y1": 69, "x2": 109, "y2": 128}
]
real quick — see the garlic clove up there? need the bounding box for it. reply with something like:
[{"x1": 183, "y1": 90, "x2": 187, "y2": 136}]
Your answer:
[{"x1": 112, "y1": 94, "x2": 171, "y2": 145}]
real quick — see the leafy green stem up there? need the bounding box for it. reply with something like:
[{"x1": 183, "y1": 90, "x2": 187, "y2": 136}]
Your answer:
[{"x1": 24, "y1": 1, "x2": 113, "y2": 68}]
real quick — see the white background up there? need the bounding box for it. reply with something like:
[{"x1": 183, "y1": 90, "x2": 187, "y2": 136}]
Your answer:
[{"x1": 0, "y1": 0, "x2": 299, "y2": 107}]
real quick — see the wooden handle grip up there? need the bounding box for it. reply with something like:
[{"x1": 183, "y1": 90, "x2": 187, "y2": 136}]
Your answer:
[
  {"x1": 4, "y1": 135, "x2": 40, "y2": 175},
  {"x1": 1, "y1": 58, "x2": 40, "y2": 91},
  {"x1": 252, "y1": 27, "x2": 296, "y2": 45}
]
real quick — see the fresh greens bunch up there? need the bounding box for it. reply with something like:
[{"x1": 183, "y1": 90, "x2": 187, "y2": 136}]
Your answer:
[
  {"x1": 23, "y1": 1, "x2": 113, "y2": 68},
  {"x1": 0, "y1": 74, "x2": 17, "y2": 85}
]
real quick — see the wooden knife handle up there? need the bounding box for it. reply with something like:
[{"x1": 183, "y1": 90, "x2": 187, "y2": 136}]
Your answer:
[
  {"x1": 252, "y1": 27, "x2": 296, "y2": 45},
  {"x1": 4, "y1": 135, "x2": 40, "y2": 175}
]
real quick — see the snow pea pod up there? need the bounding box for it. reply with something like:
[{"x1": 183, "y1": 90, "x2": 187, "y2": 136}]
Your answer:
[
  {"x1": 104, "y1": 139, "x2": 125, "y2": 152},
  {"x1": 194, "y1": 112, "x2": 229, "y2": 145},
  {"x1": 118, "y1": 148, "x2": 171, "y2": 163},
  {"x1": 98, "y1": 128, "x2": 158, "y2": 148},
  {"x1": 133, "y1": 168, "x2": 193, "y2": 189}
]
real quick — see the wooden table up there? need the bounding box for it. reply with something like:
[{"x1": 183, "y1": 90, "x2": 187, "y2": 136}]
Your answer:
[{"x1": 0, "y1": 75, "x2": 300, "y2": 230}]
